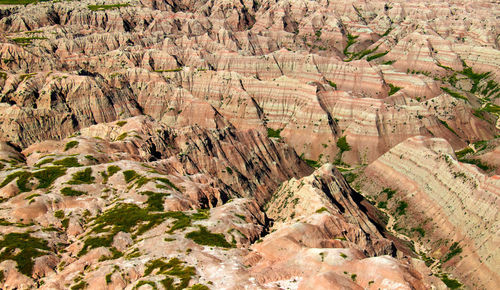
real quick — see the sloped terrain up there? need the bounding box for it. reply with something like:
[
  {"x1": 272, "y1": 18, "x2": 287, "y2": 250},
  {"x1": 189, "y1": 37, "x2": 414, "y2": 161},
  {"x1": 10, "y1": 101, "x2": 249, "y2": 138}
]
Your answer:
[{"x1": 0, "y1": 0, "x2": 499, "y2": 289}]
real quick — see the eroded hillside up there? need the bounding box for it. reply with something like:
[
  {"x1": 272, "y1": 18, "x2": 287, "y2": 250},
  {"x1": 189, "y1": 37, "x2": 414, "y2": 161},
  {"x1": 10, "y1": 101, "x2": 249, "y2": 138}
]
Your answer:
[{"x1": 0, "y1": 0, "x2": 499, "y2": 289}]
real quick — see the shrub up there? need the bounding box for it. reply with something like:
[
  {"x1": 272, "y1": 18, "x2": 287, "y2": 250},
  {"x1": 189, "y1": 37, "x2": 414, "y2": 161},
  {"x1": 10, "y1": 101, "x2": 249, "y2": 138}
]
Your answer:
[{"x1": 54, "y1": 210, "x2": 65, "y2": 219}]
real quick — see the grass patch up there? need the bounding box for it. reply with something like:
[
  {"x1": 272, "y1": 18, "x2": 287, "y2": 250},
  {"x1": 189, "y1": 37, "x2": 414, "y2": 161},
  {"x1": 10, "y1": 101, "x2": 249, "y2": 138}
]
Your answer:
[
  {"x1": 101, "y1": 165, "x2": 121, "y2": 183},
  {"x1": 186, "y1": 226, "x2": 233, "y2": 248},
  {"x1": 79, "y1": 203, "x2": 173, "y2": 256},
  {"x1": 54, "y1": 210, "x2": 64, "y2": 219},
  {"x1": 455, "y1": 147, "x2": 473, "y2": 159},
  {"x1": 35, "y1": 158, "x2": 54, "y2": 167},
  {"x1": 459, "y1": 158, "x2": 492, "y2": 171},
  {"x1": 439, "y1": 274, "x2": 462, "y2": 289},
  {"x1": 33, "y1": 166, "x2": 67, "y2": 189},
  {"x1": 140, "y1": 191, "x2": 170, "y2": 211},
  {"x1": 267, "y1": 128, "x2": 282, "y2": 139},
  {"x1": 0, "y1": 171, "x2": 32, "y2": 192},
  {"x1": 116, "y1": 132, "x2": 128, "y2": 141},
  {"x1": 336, "y1": 136, "x2": 351, "y2": 153},
  {"x1": 395, "y1": 201, "x2": 408, "y2": 215},
  {"x1": 366, "y1": 51, "x2": 389, "y2": 61},
  {"x1": 123, "y1": 170, "x2": 139, "y2": 183},
  {"x1": 116, "y1": 121, "x2": 127, "y2": 127},
  {"x1": 144, "y1": 258, "x2": 195, "y2": 289},
  {"x1": 441, "y1": 87, "x2": 468, "y2": 102},
  {"x1": 88, "y1": 3, "x2": 130, "y2": 11},
  {"x1": 315, "y1": 207, "x2": 328, "y2": 213},
  {"x1": 61, "y1": 187, "x2": 85, "y2": 196},
  {"x1": 0, "y1": 232, "x2": 49, "y2": 276},
  {"x1": 411, "y1": 227, "x2": 425, "y2": 237},
  {"x1": 442, "y1": 242, "x2": 462, "y2": 263},
  {"x1": 53, "y1": 157, "x2": 82, "y2": 167},
  {"x1": 381, "y1": 187, "x2": 396, "y2": 200},
  {"x1": 64, "y1": 141, "x2": 79, "y2": 151},
  {"x1": 305, "y1": 159, "x2": 320, "y2": 168},
  {"x1": 154, "y1": 68, "x2": 183, "y2": 72},
  {"x1": 10, "y1": 36, "x2": 47, "y2": 46},
  {"x1": 155, "y1": 177, "x2": 180, "y2": 192},
  {"x1": 67, "y1": 168, "x2": 94, "y2": 185},
  {"x1": 438, "y1": 119, "x2": 459, "y2": 136},
  {"x1": 388, "y1": 84, "x2": 402, "y2": 96}
]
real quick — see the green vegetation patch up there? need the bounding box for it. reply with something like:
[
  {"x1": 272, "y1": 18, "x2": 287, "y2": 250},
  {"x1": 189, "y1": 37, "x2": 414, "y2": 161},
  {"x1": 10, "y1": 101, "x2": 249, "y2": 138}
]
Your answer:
[
  {"x1": 0, "y1": 232, "x2": 50, "y2": 276},
  {"x1": 154, "y1": 68, "x2": 183, "y2": 73},
  {"x1": 140, "y1": 191, "x2": 170, "y2": 211},
  {"x1": 79, "y1": 203, "x2": 171, "y2": 256},
  {"x1": 10, "y1": 36, "x2": 47, "y2": 46},
  {"x1": 395, "y1": 201, "x2": 408, "y2": 215},
  {"x1": 381, "y1": 187, "x2": 396, "y2": 200},
  {"x1": 455, "y1": 147, "x2": 473, "y2": 159},
  {"x1": 459, "y1": 158, "x2": 492, "y2": 171},
  {"x1": 441, "y1": 87, "x2": 468, "y2": 102},
  {"x1": 61, "y1": 187, "x2": 85, "y2": 196},
  {"x1": 101, "y1": 165, "x2": 121, "y2": 183},
  {"x1": 315, "y1": 207, "x2": 328, "y2": 213},
  {"x1": 388, "y1": 84, "x2": 402, "y2": 96},
  {"x1": 67, "y1": 168, "x2": 94, "y2": 185},
  {"x1": 336, "y1": 136, "x2": 351, "y2": 153},
  {"x1": 116, "y1": 121, "x2": 127, "y2": 127},
  {"x1": 438, "y1": 119, "x2": 459, "y2": 136},
  {"x1": 439, "y1": 274, "x2": 462, "y2": 289},
  {"x1": 35, "y1": 158, "x2": 54, "y2": 167},
  {"x1": 33, "y1": 166, "x2": 67, "y2": 189},
  {"x1": 88, "y1": 3, "x2": 130, "y2": 11},
  {"x1": 185, "y1": 226, "x2": 233, "y2": 248},
  {"x1": 64, "y1": 141, "x2": 79, "y2": 151},
  {"x1": 267, "y1": 128, "x2": 282, "y2": 139},
  {"x1": 0, "y1": 170, "x2": 31, "y2": 192},
  {"x1": 366, "y1": 51, "x2": 389, "y2": 61},
  {"x1": 156, "y1": 177, "x2": 180, "y2": 192},
  {"x1": 441, "y1": 242, "x2": 462, "y2": 263},
  {"x1": 0, "y1": 0, "x2": 45, "y2": 5},
  {"x1": 305, "y1": 159, "x2": 320, "y2": 168},
  {"x1": 144, "y1": 258, "x2": 195, "y2": 289}
]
